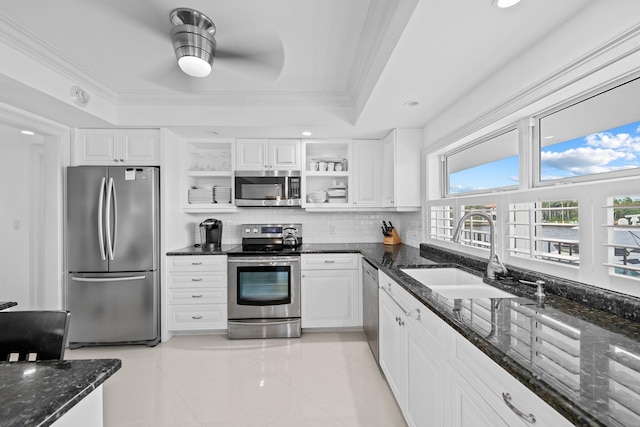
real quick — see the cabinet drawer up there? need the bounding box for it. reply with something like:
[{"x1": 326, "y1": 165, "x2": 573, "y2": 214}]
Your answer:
[
  {"x1": 301, "y1": 253, "x2": 358, "y2": 270},
  {"x1": 168, "y1": 271, "x2": 226, "y2": 288},
  {"x1": 167, "y1": 255, "x2": 227, "y2": 272},
  {"x1": 449, "y1": 329, "x2": 573, "y2": 426},
  {"x1": 168, "y1": 288, "x2": 227, "y2": 305},
  {"x1": 168, "y1": 304, "x2": 227, "y2": 330}
]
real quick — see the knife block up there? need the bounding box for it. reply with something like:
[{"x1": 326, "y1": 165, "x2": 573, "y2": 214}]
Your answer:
[{"x1": 383, "y1": 228, "x2": 402, "y2": 245}]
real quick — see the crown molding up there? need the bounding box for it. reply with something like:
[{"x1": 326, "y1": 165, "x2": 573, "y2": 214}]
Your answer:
[
  {"x1": 116, "y1": 89, "x2": 354, "y2": 108},
  {"x1": 0, "y1": 13, "x2": 118, "y2": 103}
]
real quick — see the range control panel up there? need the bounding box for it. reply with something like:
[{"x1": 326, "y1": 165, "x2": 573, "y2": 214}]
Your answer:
[{"x1": 240, "y1": 223, "x2": 303, "y2": 239}]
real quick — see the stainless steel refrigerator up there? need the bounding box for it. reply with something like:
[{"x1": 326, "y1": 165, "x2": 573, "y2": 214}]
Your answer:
[{"x1": 66, "y1": 166, "x2": 160, "y2": 347}]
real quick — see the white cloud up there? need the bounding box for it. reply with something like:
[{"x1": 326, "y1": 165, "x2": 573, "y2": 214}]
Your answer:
[
  {"x1": 541, "y1": 146, "x2": 636, "y2": 175},
  {"x1": 585, "y1": 132, "x2": 640, "y2": 152}
]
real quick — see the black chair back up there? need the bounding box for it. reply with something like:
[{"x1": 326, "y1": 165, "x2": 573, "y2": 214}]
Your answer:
[{"x1": 0, "y1": 310, "x2": 71, "y2": 361}]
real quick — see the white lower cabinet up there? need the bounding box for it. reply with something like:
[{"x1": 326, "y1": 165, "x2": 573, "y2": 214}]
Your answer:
[
  {"x1": 448, "y1": 328, "x2": 573, "y2": 427},
  {"x1": 301, "y1": 253, "x2": 361, "y2": 328},
  {"x1": 379, "y1": 271, "x2": 446, "y2": 427},
  {"x1": 377, "y1": 270, "x2": 571, "y2": 427},
  {"x1": 167, "y1": 255, "x2": 227, "y2": 331},
  {"x1": 450, "y1": 370, "x2": 513, "y2": 427}
]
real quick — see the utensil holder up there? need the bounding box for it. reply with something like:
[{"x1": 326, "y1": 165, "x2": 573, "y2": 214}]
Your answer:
[{"x1": 383, "y1": 228, "x2": 402, "y2": 245}]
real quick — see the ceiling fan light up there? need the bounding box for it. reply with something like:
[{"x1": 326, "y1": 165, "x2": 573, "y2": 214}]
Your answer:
[
  {"x1": 493, "y1": 0, "x2": 521, "y2": 8},
  {"x1": 170, "y1": 8, "x2": 217, "y2": 78},
  {"x1": 178, "y1": 56, "x2": 212, "y2": 77}
]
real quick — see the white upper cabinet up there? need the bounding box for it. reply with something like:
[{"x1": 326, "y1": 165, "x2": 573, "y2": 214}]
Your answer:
[
  {"x1": 73, "y1": 129, "x2": 160, "y2": 166},
  {"x1": 381, "y1": 129, "x2": 422, "y2": 210},
  {"x1": 352, "y1": 140, "x2": 382, "y2": 207},
  {"x1": 236, "y1": 138, "x2": 301, "y2": 170},
  {"x1": 269, "y1": 139, "x2": 301, "y2": 169}
]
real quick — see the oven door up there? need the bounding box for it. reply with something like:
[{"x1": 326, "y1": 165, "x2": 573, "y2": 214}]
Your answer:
[{"x1": 228, "y1": 256, "x2": 301, "y2": 319}]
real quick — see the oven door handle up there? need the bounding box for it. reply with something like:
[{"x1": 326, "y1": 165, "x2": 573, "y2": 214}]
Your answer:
[{"x1": 228, "y1": 257, "x2": 300, "y2": 265}]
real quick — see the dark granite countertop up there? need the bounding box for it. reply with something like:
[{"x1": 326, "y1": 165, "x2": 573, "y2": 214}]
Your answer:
[
  {"x1": 165, "y1": 242, "x2": 640, "y2": 425},
  {"x1": 0, "y1": 358, "x2": 121, "y2": 427},
  {"x1": 166, "y1": 244, "x2": 240, "y2": 255},
  {"x1": 0, "y1": 302, "x2": 17, "y2": 311}
]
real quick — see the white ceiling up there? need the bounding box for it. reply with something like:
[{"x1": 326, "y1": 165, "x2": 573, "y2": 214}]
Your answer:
[{"x1": 0, "y1": 0, "x2": 596, "y2": 139}]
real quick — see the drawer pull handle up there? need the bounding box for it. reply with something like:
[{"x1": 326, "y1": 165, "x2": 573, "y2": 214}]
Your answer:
[
  {"x1": 502, "y1": 393, "x2": 536, "y2": 424},
  {"x1": 192, "y1": 315, "x2": 203, "y2": 320},
  {"x1": 192, "y1": 294, "x2": 204, "y2": 298},
  {"x1": 191, "y1": 262, "x2": 203, "y2": 265},
  {"x1": 192, "y1": 278, "x2": 203, "y2": 282},
  {"x1": 324, "y1": 260, "x2": 335, "y2": 263}
]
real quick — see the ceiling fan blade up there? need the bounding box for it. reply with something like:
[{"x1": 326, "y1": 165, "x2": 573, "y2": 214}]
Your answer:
[{"x1": 215, "y1": 32, "x2": 285, "y2": 80}]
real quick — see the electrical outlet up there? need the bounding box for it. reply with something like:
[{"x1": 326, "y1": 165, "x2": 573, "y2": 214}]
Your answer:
[{"x1": 12, "y1": 220, "x2": 21, "y2": 230}]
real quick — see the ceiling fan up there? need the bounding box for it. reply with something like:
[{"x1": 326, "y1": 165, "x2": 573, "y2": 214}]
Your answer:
[{"x1": 169, "y1": 7, "x2": 283, "y2": 79}]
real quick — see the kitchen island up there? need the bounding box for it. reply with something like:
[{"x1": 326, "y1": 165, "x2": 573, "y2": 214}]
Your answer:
[{"x1": 0, "y1": 358, "x2": 121, "y2": 426}]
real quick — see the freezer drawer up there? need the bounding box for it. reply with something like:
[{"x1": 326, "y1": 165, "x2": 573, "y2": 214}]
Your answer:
[{"x1": 67, "y1": 271, "x2": 159, "y2": 346}]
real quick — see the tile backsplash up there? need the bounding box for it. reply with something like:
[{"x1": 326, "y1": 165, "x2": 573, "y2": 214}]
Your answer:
[{"x1": 190, "y1": 209, "x2": 422, "y2": 248}]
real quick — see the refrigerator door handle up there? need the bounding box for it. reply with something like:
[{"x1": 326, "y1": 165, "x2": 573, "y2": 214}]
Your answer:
[
  {"x1": 97, "y1": 177, "x2": 107, "y2": 261},
  {"x1": 105, "y1": 177, "x2": 116, "y2": 260},
  {"x1": 112, "y1": 177, "x2": 118, "y2": 257},
  {"x1": 72, "y1": 275, "x2": 146, "y2": 282}
]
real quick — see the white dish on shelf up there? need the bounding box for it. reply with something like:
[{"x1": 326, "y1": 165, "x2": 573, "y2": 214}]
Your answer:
[{"x1": 312, "y1": 157, "x2": 346, "y2": 163}]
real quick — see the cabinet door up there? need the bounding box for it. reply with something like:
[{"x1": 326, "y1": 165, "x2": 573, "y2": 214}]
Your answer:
[
  {"x1": 269, "y1": 139, "x2": 300, "y2": 170},
  {"x1": 405, "y1": 319, "x2": 445, "y2": 427},
  {"x1": 353, "y1": 140, "x2": 382, "y2": 206},
  {"x1": 74, "y1": 129, "x2": 119, "y2": 165},
  {"x1": 381, "y1": 133, "x2": 395, "y2": 206},
  {"x1": 301, "y1": 269, "x2": 360, "y2": 328},
  {"x1": 450, "y1": 370, "x2": 512, "y2": 427},
  {"x1": 121, "y1": 129, "x2": 160, "y2": 165},
  {"x1": 236, "y1": 139, "x2": 268, "y2": 170},
  {"x1": 379, "y1": 290, "x2": 407, "y2": 405}
]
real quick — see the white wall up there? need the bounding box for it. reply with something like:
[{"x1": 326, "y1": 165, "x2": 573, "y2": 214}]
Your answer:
[
  {"x1": 180, "y1": 210, "x2": 421, "y2": 248},
  {"x1": 0, "y1": 133, "x2": 43, "y2": 307}
]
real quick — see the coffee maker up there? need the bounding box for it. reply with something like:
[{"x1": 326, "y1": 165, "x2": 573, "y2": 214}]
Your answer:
[{"x1": 199, "y1": 218, "x2": 223, "y2": 249}]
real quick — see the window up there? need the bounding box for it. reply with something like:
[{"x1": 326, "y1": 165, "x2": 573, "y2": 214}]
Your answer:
[
  {"x1": 537, "y1": 77, "x2": 640, "y2": 184},
  {"x1": 507, "y1": 200, "x2": 579, "y2": 266},
  {"x1": 429, "y1": 204, "x2": 454, "y2": 242},
  {"x1": 444, "y1": 127, "x2": 518, "y2": 195},
  {"x1": 604, "y1": 195, "x2": 640, "y2": 279}
]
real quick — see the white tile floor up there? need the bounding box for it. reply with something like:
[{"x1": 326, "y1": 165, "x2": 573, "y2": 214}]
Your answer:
[{"x1": 66, "y1": 331, "x2": 407, "y2": 427}]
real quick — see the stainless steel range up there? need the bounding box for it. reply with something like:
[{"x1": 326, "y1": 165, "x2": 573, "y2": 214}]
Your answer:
[{"x1": 227, "y1": 224, "x2": 303, "y2": 339}]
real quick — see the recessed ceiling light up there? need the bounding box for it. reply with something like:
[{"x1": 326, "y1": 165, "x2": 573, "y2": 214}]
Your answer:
[
  {"x1": 20, "y1": 130, "x2": 35, "y2": 135},
  {"x1": 493, "y1": 0, "x2": 522, "y2": 8},
  {"x1": 544, "y1": 135, "x2": 555, "y2": 139},
  {"x1": 403, "y1": 101, "x2": 420, "y2": 107},
  {"x1": 302, "y1": 131, "x2": 312, "y2": 136}
]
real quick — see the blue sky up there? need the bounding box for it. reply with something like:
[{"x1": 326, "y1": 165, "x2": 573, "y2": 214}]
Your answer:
[
  {"x1": 541, "y1": 121, "x2": 640, "y2": 180},
  {"x1": 449, "y1": 120, "x2": 640, "y2": 194}
]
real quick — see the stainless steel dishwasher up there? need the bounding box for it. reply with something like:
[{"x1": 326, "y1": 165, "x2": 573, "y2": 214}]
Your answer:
[{"x1": 362, "y1": 258, "x2": 379, "y2": 363}]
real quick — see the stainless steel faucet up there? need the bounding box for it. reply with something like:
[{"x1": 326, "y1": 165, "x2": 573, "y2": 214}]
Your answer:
[{"x1": 452, "y1": 211, "x2": 507, "y2": 280}]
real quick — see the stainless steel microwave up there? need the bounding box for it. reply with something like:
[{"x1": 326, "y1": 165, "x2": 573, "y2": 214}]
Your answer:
[{"x1": 234, "y1": 170, "x2": 302, "y2": 207}]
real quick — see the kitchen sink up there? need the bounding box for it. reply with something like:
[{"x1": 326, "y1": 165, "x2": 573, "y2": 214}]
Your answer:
[
  {"x1": 400, "y1": 267, "x2": 516, "y2": 299},
  {"x1": 400, "y1": 267, "x2": 484, "y2": 286}
]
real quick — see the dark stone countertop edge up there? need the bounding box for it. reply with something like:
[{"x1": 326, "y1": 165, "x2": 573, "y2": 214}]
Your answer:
[
  {"x1": 0, "y1": 302, "x2": 17, "y2": 311},
  {"x1": 0, "y1": 358, "x2": 122, "y2": 427},
  {"x1": 45, "y1": 358, "x2": 122, "y2": 427}
]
